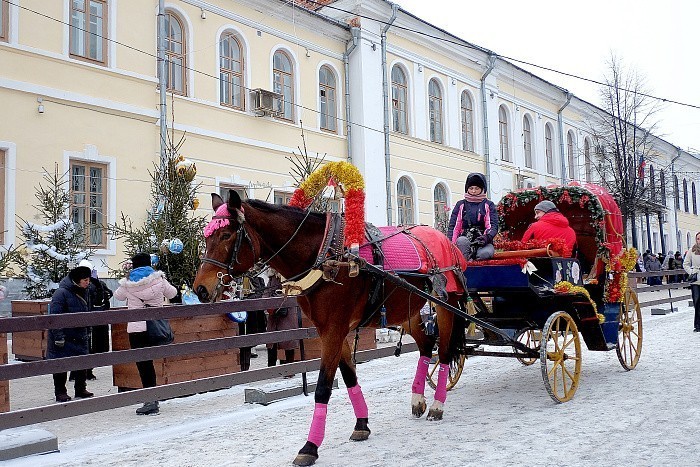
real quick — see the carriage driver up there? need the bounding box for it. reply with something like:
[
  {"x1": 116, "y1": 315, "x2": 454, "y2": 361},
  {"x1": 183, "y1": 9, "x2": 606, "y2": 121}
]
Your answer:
[
  {"x1": 521, "y1": 200, "x2": 577, "y2": 256},
  {"x1": 447, "y1": 172, "x2": 498, "y2": 260}
]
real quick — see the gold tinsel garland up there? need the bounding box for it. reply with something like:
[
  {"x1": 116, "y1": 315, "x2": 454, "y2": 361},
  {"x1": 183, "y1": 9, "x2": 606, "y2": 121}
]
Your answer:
[{"x1": 554, "y1": 280, "x2": 603, "y2": 323}]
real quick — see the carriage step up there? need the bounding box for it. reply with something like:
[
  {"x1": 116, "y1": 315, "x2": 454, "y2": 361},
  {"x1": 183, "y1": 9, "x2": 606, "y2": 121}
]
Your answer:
[{"x1": 244, "y1": 378, "x2": 338, "y2": 406}]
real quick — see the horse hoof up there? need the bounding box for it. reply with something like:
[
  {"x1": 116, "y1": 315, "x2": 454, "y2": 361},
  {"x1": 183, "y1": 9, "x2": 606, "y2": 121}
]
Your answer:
[
  {"x1": 426, "y1": 408, "x2": 443, "y2": 421},
  {"x1": 293, "y1": 454, "x2": 318, "y2": 466},
  {"x1": 411, "y1": 393, "x2": 427, "y2": 418},
  {"x1": 350, "y1": 429, "x2": 371, "y2": 441}
]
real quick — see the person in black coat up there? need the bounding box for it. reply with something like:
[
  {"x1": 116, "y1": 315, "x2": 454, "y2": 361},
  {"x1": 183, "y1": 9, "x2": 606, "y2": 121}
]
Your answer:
[
  {"x1": 447, "y1": 173, "x2": 498, "y2": 260},
  {"x1": 48, "y1": 265, "x2": 94, "y2": 402}
]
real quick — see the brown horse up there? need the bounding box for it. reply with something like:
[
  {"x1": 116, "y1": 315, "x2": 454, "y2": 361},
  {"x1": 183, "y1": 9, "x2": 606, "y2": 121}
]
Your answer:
[{"x1": 193, "y1": 191, "x2": 466, "y2": 466}]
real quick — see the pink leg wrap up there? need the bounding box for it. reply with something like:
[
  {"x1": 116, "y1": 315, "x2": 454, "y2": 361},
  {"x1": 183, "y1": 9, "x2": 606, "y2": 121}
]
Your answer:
[
  {"x1": 434, "y1": 363, "x2": 449, "y2": 403},
  {"x1": 412, "y1": 356, "x2": 431, "y2": 395},
  {"x1": 347, "y1": 384, "x2": 369, "y2": 419},
  {"x1": 307, "y1": 403, "x2": 328, "y2": 447}
]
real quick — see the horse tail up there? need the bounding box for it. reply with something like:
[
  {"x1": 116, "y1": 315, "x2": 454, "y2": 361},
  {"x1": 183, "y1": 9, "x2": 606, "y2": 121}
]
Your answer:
[{"x1": 447, "y1": 306, "x2": 467, "y2": 364}]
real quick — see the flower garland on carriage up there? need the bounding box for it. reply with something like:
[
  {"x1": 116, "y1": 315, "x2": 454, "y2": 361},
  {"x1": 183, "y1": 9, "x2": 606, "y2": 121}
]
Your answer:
[{"x1": 496, "y1": 181, "x2": 636, "y2": 309}]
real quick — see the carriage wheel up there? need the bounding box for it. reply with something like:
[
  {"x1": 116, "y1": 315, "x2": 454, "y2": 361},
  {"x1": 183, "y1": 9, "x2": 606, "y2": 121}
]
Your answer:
[
  {"x1": 426, "y1": 351, "x2": 466, "y2": 391},
  {"x1": 540, "y1": 311, "x2": 582, "y2": 403},
  {"x1": 617, "y1": 287, "x2": 643, "y2": 370},
  {"x1": 515, "y1": 329, "x2": 542, "y2": 366}
]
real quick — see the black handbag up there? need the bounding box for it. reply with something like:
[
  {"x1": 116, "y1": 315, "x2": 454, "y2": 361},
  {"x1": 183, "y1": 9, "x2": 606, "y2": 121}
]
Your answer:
[
  {"x1": 146, "y1": 319, "x2": 174, "y2": 345},
  {"x1": 689, "y1": 273, "x2": 698, "y2": 282}
]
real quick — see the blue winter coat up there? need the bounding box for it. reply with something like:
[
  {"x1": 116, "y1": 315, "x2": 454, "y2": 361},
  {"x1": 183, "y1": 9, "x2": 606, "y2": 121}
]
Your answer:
[{"x1": 47, "y1": 276, "x2": 90, "y2": 359}]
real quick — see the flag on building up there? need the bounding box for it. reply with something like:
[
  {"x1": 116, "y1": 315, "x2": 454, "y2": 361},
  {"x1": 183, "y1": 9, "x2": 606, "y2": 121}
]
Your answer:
[{"x1": 638, "y1": 153, "x2": 646, "y2": 178}]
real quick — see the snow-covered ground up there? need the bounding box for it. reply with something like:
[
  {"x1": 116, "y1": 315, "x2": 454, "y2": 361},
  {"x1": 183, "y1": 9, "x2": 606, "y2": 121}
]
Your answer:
[{"x1": 5, "y1": 303, "x2": 700, "y2": 466}]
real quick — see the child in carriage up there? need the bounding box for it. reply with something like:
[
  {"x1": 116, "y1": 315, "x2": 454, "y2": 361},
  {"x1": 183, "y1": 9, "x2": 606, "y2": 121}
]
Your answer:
[{"x1": 447, "y1": 172, "x2": 498, "y2": 260}]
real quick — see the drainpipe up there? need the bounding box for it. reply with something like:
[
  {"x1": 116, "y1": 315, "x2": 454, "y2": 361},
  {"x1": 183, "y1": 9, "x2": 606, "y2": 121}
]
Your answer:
[
  {"x1": 558, "y1": 91, "x2": 572, "y2": 184},
  {"x1": 157, "y1": 0, "x2": 167, "y2": 171},
  {"x1": 673, "y1": 148, "x2": 681, "y2": 250},
  {"x1": 382, "y1": 3, "x2": 399, "y2": 225},
  {"x1": 344, "y1": 27, "x2": 360, "y2": 164},
  {"x1": 480, "y1": 54, "x2": 496, "y2": 196}
]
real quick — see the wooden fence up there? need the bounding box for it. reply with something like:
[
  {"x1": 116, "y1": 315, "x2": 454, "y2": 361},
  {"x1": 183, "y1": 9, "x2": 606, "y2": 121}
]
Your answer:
[
  {"x1": 0, "y1": 297, "x2": 414, "y2": 430},
  {"x1": 628, "y1": 270, "x2": 692, "y2": 313}
]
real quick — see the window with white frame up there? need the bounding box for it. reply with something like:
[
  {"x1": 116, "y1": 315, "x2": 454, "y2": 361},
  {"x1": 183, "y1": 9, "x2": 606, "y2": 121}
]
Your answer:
[
  {"x1": 567, "y1": 132, "x2": 575, "y2": 180},
  {"x1": 523, "y1": 115, "x2": 532, "y2": 168},
  {"x1": 683, "y1": 179, "x2": 689, "y2": 212},
  {"x1": 687, "y1": 232, "x2": 692, "y2": 250},
  {"x1": 660, "y1": 171, "x2": 666, "y2": 206},
  {"x1": 674, "y1": 175, "x2": 680, "y2": 209},
  {"x1": 391, "y1": 66, "x2": 408, "y2": 134},
  {"x1": 461, "y1": 91, "x2": 474, "y2": 151},
  {"x1": 545, "y1": 124, "x2": 554, "y2": 174},
  {"x1": 219, "y1": 183, "x2": 247, "y2": 201},
  {"x1": 433, "y1": 183, "x2": 448, "y2": 234},
  {"x1": 428, "y1": 79, "x2": 443, "y2": 144},
  {"x1": 274, "y1": 191, "x2": 293, "y2": 205},
  {"x1": 498, "y1": 106, "x2": 509, "y2": 162},
  {"x1": 70, "y1": 160, "x2": 107, "y2": 247},
  {"x1": 0, "y1": 0, "x2": 9, "y2": 42},
  {"x1": 319, "y1": 65, "x2": 337, "y2": 133},
  {"x1": 165, "y1": 11, "x2": 187, "y2": 95},
  {"x1": 693, "y1": 182, "x2": 697, "y2": 215},
  {"x1": 397, "y1": 177, "x2": 414, "y2": 225},
  {"x1": 219, "y1": 33, "x2": 244, "y2": 110},
  {"x1": 584, "y1": 139, "x2": 592, "y2": 182},
  {"x1": 649, "y1": 165, "x2": 656, "y2": 202},
  {"x1": 70, "y1": 0, "x2": 107, "y2": 64},
  {"x1": 273, "y1": 50, "x2": 294, "y2": 121}
]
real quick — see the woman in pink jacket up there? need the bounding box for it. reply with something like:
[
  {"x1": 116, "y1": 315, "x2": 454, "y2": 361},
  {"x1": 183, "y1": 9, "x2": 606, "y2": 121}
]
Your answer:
[{"x1": 114, "y1": 252, "x2": 177, "y2": 415}]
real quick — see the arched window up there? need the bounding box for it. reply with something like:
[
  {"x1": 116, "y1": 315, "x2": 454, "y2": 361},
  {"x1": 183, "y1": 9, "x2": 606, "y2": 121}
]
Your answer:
[
  {"x1": 397, "y1": 177, "x2": 414, "y2": 225},
  {"x1": 461, "y1": 91, "x2": 474, "y2": 151},
  {"x1": 428, "y1": 79, "x2": 443, "y2": 144},
  {"x1": 683, "y1": 179, "x2": 689, "y2": 212},
  {"x1": 273, "y1": 50, "x2": 294, "y2": 121},
  {"x1": 660, "y1": 171, "x2": 666, "y2": 207},
  {"x1": 70, "y1": 0, "x2": 107, "y2": 64},
  {"x1": 165, "y1": 12, "x2": 187, "y2": 95},
  {"x1": 391, "y1": 66, "x2": 408, "y2": 134},
  {"x1": 693, "y1": 182, "x2": 697, "y2": 215},
  {"x1": 219, "y1": 33, "x2": 244, "y2": 110},
  {"x1": 0, "y1": 0, "x2": 8, "y2": 42},
  {"x1": 523, "y1": 115, "x2": 532, "y2": 168},
  {"x1": 584, "y1": 139, "x2": 592, "y2": 181},
  {"x1": 545, "y1": 124, "x2": 554, "y2": 174},
  {"x1": 674, "y1": 175, "x2": 680, "y2": 209},
  {"x1": 319, "y1": 65, "x2": 337, "y2": 133},
  {"x1": 649, "y1": 165, "x2": 656, "y2": 201},
  {"x1": 499, "y1": 106, "x2": 509, "y2": 161},
  {"x1": 567, "y1": 132, "x2": 575, "y2": 180},
  {"x1": 433, "y1": 184, "x2": 448, "y2": 234}
]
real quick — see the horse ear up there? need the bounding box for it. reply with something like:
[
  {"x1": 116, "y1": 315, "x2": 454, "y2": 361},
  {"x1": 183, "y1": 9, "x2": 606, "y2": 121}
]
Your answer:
[
  {"x1": 211, "y1": 193, "x2": 224, "y2": 212},
  {"x1": 227, "y1": 190, "x2": 242, "y2": 210}
]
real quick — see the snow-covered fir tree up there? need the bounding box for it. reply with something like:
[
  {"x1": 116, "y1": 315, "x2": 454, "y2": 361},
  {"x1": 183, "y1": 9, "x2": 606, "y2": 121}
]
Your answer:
[
  {"x1": 20, "y1": 166, "x2": 90, "y2": 299},
  {"x1": 109, "y1": 136, "x2": 205, "y2": 300}
]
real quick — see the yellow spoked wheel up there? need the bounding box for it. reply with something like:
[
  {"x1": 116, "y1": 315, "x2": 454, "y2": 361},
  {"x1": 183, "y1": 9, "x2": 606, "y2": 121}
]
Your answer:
[
  {"x1": 426, "y1": 350, "x2": 466, "y2": 391},
  {"x1": 540, "y1": 311, "x2": 582, "y2": 403},
  {"x1": 617, "y1": 287, "x2": 643, "y2": 370},
  {"x1": 515, "y1": 329, "x2": 542, "y2": 366}
]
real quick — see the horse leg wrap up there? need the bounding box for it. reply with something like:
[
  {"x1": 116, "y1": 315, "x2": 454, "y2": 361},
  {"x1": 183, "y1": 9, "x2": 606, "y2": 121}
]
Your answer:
[
  {"x1": 307, "y1": 403, "x2": 328, "y2": 447},
  {"x1": 434, "y1": 363, "x2": 449, "y2": 403},
  {"x1": 411, "y1": 356, "x2": 431, "y2": 395},
  {"x1": 347, "y1": 384, "x2": 368, "y2": 419}
]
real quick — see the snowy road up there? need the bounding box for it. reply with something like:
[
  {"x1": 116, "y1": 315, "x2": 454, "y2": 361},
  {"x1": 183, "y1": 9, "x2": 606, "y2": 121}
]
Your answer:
[{"x1": 6, "y1": 306, "x2": 700, "y2": 467}]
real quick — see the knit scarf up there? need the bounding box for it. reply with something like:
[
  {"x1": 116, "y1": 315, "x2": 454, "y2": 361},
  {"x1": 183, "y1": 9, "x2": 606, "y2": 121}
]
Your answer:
[
  {"x1": 692, "y1": 243, "x2": 700, "y2": 255},
  {"x1": 465, "y1": 193, "x2": 487, "y2": 203}
]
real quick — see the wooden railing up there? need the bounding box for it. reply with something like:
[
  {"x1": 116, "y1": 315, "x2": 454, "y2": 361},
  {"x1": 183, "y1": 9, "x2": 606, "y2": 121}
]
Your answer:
[{"x1": 628, "y1": 271, "x2": 692, "y2": 313}]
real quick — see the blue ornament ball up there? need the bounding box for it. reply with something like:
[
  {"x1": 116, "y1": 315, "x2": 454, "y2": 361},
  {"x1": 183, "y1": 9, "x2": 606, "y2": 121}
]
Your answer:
[
  {"x1": 150, "y1": 254, "x2": 159, "y2": 267},
  {"x1": 168, "y1": 238, "x2": 184, "y2": 254}
]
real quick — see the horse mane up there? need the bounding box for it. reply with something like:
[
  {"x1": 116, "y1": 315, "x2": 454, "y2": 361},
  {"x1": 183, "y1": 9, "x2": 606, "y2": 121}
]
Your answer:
[{"x1": 245, "y1": 199, "x2": 326, "y2": 224}]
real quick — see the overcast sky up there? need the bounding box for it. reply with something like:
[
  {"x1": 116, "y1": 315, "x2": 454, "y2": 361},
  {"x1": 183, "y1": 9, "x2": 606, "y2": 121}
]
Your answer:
[{"x1": 395, "y1": 0, "x2": 700, "y2": 153}]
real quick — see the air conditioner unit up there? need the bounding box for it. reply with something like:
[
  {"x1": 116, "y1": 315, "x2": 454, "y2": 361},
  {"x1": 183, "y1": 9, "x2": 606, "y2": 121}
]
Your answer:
[
  {"x1": 523, "y1": 177, "x2": 536, "y2": 189},
  {"x1": 513, "y1": 174, "x2": 537, "y2": 190},
  {"x1": 249, "y1": 88, "x2": 282, "y2": 116}
]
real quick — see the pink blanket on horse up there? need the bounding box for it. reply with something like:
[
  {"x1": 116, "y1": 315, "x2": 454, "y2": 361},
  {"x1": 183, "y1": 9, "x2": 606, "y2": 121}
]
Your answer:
[{"x1": 359, "y1": 226, "x2": 466, "y2": 293}]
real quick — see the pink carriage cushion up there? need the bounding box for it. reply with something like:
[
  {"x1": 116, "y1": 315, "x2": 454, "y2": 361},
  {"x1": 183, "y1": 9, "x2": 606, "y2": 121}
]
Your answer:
[{"x1": 359, "y1": 226, "x2": 422, "y2": 271}]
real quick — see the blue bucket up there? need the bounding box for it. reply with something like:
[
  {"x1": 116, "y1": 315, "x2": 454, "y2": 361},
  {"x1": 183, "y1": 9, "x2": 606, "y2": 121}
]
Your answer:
[{"x1": 601, "y1": 303, "x2": 620, "y2": 345}]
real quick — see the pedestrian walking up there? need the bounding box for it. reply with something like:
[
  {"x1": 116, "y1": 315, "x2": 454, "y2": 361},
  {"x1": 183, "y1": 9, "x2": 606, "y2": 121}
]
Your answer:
[
  {"x1": 683, "y1": 232, "x2": 700, "y2": 332},
  {"x1": 114, "y1": 252, "x2": 177, "y2": 415},
  {"x1": 48, "y1": 265, "x2": 95, "y2": 403}
]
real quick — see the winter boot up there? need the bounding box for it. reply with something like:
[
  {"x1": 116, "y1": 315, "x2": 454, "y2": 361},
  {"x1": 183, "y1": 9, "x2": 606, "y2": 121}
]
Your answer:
[
  {"x1": 56, "y1": 393, "x2": 72, "y2": 403},
  {"x1": 75, "y1": 389, "x2": 94, "y2": 398},
  {"x1": 136, "y1": 401, "x2": 159, "y2": 415}
]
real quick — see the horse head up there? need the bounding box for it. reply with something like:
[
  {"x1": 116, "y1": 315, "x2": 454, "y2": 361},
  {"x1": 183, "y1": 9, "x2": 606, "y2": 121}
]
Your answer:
[{"x1": 193, "y1": 190, "x2": 260, "y2": 302}]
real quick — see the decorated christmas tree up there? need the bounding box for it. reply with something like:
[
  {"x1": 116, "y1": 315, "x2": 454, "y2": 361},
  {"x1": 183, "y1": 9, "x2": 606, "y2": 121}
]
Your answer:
[
  {"x1": 19, "y1": 166, "x2": 91, "y2": 299},
  {"x1": 108, "y1": 136, "x2": 205, "y2": 299}
]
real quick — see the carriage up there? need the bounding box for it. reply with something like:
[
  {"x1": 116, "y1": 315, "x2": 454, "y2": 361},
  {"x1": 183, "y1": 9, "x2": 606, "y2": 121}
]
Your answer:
[
  {"x1": 193, "y1": 165, "x2": 642, "y2": 466},
  {"x1": 427, "y1": 181, "x2": 643, "y2": 403}
]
